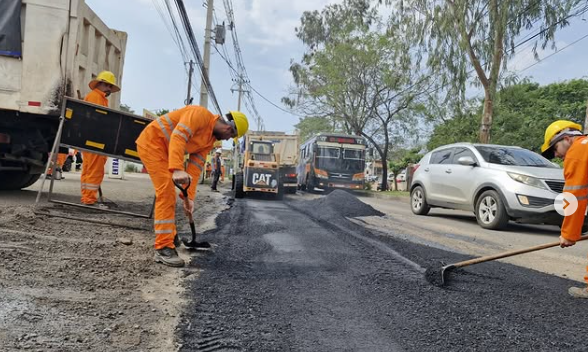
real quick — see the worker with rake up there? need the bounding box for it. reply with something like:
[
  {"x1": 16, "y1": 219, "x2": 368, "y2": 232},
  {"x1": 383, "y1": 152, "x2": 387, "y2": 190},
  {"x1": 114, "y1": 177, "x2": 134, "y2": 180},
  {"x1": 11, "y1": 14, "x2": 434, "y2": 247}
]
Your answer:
[{"x1": 541, "y1": 120, "x2": 588, "y2": 298}]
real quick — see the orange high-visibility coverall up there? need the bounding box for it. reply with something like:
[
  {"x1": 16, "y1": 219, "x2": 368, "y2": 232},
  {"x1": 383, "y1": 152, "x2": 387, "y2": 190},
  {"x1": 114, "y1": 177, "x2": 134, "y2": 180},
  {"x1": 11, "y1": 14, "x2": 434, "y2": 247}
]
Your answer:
[
  {"x1": 136, "y1": 106, "x2": 218, "y2": 250},
  {"x1": 560, "y1": 136, "x2": 588, "y2": 283},
  {"x1": 47, "y1": 153, "x2": 68, "y2": 175},
  {"x1": 80, "y1": 89, "x2": 109, "y2": 204}
]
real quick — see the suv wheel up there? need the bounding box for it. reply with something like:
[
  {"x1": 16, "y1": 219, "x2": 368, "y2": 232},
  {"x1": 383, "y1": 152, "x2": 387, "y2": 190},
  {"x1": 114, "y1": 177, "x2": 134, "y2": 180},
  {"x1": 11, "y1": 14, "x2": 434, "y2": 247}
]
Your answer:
[
  {"x1": 411, "y1": 186, "x2": 430, "y2": 215},
  {"x1": 475, "y1": 190, "x2": 509, "y2": 230}
]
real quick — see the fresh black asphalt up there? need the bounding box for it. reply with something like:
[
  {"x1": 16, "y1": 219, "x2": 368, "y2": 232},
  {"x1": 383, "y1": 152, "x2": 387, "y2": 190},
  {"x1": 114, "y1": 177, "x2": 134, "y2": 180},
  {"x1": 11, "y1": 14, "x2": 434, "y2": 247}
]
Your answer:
[{"x1": 178, "y1": 191, "x2": 588, "y2": 351}]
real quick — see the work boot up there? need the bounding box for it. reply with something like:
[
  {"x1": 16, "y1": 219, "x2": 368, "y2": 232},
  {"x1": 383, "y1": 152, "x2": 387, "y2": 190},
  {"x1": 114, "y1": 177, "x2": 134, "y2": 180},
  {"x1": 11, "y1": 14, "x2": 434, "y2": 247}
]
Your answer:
[
  {"x1": 154, "y1": 247, "x2": 185, "y2": 267},
  {"x1": 568, "y1": 287, "x2": 588, "y2": 298}
]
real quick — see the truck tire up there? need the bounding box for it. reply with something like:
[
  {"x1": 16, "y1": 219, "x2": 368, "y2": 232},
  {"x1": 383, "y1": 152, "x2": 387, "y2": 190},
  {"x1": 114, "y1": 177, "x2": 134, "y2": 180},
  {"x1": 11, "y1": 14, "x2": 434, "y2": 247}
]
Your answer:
[
  {"x1": 275, "y1": 185, "x2": 284, "y2": 200},
  {"x1": 0, "y1": 172, "x2": 41, "y2": 190},
  {"x1": 235, "y1": 173, "x2": 245, "y2": 199}
]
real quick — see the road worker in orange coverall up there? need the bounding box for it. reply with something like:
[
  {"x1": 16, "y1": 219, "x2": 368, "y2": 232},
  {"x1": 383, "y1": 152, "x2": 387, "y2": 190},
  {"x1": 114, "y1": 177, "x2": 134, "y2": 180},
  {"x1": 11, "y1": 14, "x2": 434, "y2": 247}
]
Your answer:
[
  {"x1": 540, "y1": 120, "x2": 588, "y2": 298},
  {"x1": 136, "y1": 107, "x2": 248, "y2": 267},
  {"x1": 80, "y1": 71, "x2": 120, "y2": 207}
]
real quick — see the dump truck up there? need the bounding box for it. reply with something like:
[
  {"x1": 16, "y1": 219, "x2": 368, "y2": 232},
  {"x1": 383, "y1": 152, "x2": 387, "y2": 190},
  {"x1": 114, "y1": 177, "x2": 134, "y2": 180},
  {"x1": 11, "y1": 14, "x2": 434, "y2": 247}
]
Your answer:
[
  {"x1": 0, "y1": 0, "x2": 127, "y2": 190},
  {"x1": 234, "y1": 132, "x2": 282, "y2": 199},
  {"x1": 248, "y1": 131, "x2": 299, "y2": 194}
]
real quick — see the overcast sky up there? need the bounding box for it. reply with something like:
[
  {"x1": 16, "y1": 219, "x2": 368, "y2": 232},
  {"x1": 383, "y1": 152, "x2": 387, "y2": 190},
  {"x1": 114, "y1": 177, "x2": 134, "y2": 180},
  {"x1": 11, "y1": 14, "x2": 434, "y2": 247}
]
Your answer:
[{"x1": 85, "y1": 0, "x2": 588, "y2": 137}]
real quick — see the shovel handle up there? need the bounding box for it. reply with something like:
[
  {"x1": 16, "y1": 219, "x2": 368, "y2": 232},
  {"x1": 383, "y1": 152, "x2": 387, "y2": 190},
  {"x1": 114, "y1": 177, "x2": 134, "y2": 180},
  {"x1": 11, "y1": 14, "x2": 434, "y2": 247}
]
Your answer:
[
  {"x1": 173, "y1": 178, "x2": 191, "y2": 197},
  {"x1": 453, "y1": 234, "x2": 588, "y2": 269},
  {"x1": 173, "y1": 178, "x2": 194, "y2": 221}
]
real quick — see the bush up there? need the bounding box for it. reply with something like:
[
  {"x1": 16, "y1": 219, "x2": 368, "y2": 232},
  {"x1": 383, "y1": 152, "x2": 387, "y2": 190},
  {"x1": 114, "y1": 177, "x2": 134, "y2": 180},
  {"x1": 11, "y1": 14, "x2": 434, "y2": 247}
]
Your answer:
[{"x1": 125, "y1": 163, "x2": 138, "y2": 173}]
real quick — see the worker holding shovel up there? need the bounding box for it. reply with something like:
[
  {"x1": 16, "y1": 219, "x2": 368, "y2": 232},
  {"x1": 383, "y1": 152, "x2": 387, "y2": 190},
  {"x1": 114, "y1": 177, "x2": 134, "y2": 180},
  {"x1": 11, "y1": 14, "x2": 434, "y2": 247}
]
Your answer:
[
  {"x1": 136, "y1": 106, "x2": 248, "y2": 267},
  {"x1": 541, "y1": 120, "x2": 588, "y2": 298}
]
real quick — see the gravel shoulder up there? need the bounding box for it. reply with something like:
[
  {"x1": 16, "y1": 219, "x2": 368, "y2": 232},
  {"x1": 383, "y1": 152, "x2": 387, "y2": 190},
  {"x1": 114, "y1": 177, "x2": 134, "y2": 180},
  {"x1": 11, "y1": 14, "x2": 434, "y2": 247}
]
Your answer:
[{"x1": 0, "y1": 171, "x2": 228, "y2": 351}]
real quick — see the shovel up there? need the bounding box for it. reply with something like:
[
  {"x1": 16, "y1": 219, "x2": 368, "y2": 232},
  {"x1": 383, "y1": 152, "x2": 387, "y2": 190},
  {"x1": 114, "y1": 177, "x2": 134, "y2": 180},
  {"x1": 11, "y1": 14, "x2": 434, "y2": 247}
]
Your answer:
[
  {"x1": 431, "y1": 235, "x2": 588, "y2": 286},
  {"x1": 174, "y1": 179, "x2": 211, "y2": 250}
]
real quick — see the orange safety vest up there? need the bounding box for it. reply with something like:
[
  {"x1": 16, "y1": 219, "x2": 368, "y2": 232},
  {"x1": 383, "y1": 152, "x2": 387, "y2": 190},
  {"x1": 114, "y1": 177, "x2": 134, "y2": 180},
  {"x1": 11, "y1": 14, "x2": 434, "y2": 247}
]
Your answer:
[
  {"x1": 135, "y1": 105, "x2": 219, "y2": 198},
  {"x1": 561, "y1": 136, "x2": 588, "y2": 241},
  {"x1": 85, "y1": 89, "x2": 109, "y2": 107}
]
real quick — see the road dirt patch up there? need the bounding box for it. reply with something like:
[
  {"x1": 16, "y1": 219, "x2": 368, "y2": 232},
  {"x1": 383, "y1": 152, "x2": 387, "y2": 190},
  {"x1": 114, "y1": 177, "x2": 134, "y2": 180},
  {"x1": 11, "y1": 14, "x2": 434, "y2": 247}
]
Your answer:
[{"x1": 0, "y1": 175, "x2": 228, "y2": 351}]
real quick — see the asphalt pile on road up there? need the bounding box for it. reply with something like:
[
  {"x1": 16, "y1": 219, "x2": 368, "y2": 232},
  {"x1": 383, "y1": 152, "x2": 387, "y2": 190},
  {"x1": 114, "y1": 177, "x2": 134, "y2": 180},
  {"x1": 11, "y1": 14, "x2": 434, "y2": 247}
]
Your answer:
[{"x1": 294, "y1": 190, "x2": 384, "y2": 219}]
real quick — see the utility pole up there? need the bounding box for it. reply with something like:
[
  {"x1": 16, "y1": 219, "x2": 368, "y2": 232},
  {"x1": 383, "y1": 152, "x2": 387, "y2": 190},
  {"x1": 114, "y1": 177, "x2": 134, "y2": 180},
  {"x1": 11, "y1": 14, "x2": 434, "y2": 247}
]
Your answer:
[
  {"x1": 199, "y1": 0, "x2": 214, "y2": 108},
  {"x1": 185, "y1": 60, "x2": 194, "y2": 105},
  {"x1": 198, "y1": 0, "x2": 214, "y2": 184},
  {"x1": 230, "y1": 76, "x2": 249, "y2": 197}
]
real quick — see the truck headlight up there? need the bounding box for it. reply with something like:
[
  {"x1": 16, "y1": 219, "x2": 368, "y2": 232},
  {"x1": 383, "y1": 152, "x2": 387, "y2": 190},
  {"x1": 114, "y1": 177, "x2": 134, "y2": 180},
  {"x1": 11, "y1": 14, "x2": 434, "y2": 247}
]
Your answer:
[
  {"x1": 507, "y1": 172, "x2": 548, "y2": 190},
  {"x1": 315, "y1": 169, "x2": 328, "y2": 179}
]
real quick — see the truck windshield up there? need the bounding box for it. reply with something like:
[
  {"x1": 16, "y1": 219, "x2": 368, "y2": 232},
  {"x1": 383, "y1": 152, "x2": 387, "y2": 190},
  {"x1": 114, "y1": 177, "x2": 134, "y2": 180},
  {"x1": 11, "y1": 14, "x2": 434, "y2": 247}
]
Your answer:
[
  {"x1": 316, "y1": 147, "x2": 364, "y2": 172},
  {"x1": 317, "y1": 147, "x2": 340, "y2": 158}
]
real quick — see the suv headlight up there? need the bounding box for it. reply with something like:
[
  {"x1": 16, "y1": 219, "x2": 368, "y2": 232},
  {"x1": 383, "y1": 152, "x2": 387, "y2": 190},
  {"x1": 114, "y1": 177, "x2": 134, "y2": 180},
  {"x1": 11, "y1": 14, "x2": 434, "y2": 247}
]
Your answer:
[{"x1": 507, "y1": 172, "x2": 548, "y2": 190}]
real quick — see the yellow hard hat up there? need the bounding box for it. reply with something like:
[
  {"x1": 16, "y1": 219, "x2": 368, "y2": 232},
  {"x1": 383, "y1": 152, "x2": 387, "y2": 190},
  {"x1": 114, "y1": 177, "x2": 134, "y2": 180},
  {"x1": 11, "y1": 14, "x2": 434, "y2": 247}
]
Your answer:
[
  {"x1": 89, "y1": 71, "x2": 120, "y2": 92},
  {"x1": 228, "y1": 111, "x2": 249, "y2": 138},
  {"x1": 540, "y1": 120, "x2": 583, "y2": 159}
]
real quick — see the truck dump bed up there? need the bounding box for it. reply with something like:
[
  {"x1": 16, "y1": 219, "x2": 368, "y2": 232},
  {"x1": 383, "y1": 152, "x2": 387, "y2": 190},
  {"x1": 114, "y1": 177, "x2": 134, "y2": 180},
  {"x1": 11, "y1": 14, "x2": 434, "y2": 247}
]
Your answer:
[{"x1": 0, "y1": 0, "x2": 127, "y2": 115}]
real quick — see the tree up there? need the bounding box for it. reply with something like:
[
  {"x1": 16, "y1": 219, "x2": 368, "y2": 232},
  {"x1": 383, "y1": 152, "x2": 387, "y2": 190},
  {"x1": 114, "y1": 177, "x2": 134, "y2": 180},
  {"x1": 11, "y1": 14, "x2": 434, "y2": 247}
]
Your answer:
[
  {"x1": 120, "y1": 104, "x2": 135, "y2": 114},
  {"x1": 427, "y1": 79, "x2": 588, "y2": 151},
  {"x1": 154, "y1": 109, "x2": 170, "y2": 116},
  {"x1": 288, "y1": 0, "x2": 433, "y2": 190},
  {"x1": 295, "y1": 116, "x2": 337, "y2": 142},
  {"x1": 388, "y1": 148, "x2": 422, "y2": 190},
  {"x1": 393, "y1": 0, "x2": 584, "y2": 143}
]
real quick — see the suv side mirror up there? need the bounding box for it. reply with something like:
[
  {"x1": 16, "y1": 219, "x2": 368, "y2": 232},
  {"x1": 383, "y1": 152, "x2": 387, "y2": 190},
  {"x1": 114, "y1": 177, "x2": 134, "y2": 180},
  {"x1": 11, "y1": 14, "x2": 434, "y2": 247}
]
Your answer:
[{"x1": 458, "y1": 156, "x2": 477, "y2": 166}]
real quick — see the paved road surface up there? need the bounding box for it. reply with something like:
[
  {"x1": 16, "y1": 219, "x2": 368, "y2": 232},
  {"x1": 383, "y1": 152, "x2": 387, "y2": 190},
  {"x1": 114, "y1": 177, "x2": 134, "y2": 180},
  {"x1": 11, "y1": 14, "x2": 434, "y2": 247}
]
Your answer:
[
  {"x1": 359, "y1": 195, "x2": 588, "y2": 283},
  {"x1": 177, "y1": 192, "x2": 588, "y2": 351}
]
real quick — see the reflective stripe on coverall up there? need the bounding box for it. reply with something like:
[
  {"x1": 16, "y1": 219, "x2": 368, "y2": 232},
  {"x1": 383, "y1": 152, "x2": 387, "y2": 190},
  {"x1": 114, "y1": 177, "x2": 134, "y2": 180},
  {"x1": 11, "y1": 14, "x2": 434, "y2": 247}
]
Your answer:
[
  {"x1": 80, "y1": 89, "x2": 109, "y2": 204},
  {"x1": 560, "y1": 136, "x2": 588, "y2": 283},
  {"x1": 136, "y1": 105, "x2": 218, "y2": 250}
]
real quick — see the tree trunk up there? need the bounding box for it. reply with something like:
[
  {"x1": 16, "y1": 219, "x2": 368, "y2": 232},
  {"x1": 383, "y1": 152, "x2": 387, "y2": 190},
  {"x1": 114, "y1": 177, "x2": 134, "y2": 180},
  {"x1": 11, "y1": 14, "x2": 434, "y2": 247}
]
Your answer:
[
  {"x1": 584, "y1": 99, "x2": 588, "y2": 134},
  {"x1": 479, "y1": 89, "x2": 493, "y2": 143},
  {"x1": 393, "y1": 177, "x2": 398, "y2": 191}
]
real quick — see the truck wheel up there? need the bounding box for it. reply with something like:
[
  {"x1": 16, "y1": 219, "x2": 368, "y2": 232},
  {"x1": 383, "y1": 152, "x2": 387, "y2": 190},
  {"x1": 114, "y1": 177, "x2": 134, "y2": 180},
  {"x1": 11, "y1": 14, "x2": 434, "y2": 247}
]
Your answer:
[
  {"x1": 0, "y1": 171, "x2": 41, "y2": 190},
  {"x1": 235, "y1": 173, "x2": 245, "y2": 199}
]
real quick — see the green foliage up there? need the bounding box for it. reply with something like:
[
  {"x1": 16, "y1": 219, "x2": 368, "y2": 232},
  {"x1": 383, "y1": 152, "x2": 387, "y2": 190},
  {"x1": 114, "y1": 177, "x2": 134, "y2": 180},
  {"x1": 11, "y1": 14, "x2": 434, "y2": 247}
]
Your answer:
[
  {"x1": 389, "y1": 148, "x2": 423, "y2": 174},
  {"x1": 427, "y1": 79, "x2": 588, "y2": 152},
  {"x1": 120, "y1": 104, "x2": 135, "y2": 114},
  {"x1": 295, "y1": 116, "x2": 336, "y2": 142},
  {"x1": 124, "y1": 163, "x2": 139, "y2": 173},
  {"x1": 289, "y1": 0, "x2": 434, "y2": 191},
  {"x1": 391, "y1": 0, "x2": 582, "y2": 142},
  {"x1": 154, "y1": 109, "x2": 170, "y2": 116}
]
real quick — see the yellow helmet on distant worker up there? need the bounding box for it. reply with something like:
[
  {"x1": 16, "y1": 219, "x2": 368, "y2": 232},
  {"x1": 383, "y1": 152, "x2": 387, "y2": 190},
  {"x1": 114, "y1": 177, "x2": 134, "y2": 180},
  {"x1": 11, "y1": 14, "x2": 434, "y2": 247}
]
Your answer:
[
  {"x1": 540, "y1": 120, "x2": 583, "y2": 159},
  {"x1": 89, "y1": 71, "x2": 121, "y2": 92},
  {"x1": 228, "y1": 111, "x2": 249, "y2": 138}
]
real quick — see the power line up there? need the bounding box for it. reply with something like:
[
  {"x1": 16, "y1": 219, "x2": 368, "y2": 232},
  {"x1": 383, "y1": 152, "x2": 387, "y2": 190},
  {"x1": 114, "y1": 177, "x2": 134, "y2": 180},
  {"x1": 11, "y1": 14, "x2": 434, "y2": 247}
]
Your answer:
[
  {"x1": 173, "y1": 0, "x2": 223, "y2": 115},
  {"x1": 518, "y1": 31, "x2": 588, "y2": 73}
]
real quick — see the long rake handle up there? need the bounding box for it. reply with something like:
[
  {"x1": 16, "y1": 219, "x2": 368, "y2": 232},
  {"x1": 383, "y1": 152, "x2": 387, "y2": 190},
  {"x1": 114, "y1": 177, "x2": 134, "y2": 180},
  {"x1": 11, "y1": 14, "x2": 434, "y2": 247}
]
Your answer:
[{"x1": 452, "y1": 235, "x2": 588, "y2": 269}]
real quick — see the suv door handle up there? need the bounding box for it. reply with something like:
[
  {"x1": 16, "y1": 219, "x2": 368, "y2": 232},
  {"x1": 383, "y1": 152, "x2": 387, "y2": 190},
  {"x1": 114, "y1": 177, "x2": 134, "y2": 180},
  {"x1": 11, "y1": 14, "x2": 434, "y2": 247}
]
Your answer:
[
  {"x1": 445, "y1": 169, "x2": 452, "y2": 174},
  {"x1": 424, "y1": 168, "x2": 430, "y2": 172}
]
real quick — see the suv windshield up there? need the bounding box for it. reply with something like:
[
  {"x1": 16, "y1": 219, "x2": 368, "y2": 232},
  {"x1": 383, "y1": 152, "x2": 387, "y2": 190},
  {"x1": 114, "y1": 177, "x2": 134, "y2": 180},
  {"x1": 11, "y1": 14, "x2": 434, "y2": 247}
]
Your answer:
[{"x1": 475, "y1": 146, "x2": 557, "y2": 168}]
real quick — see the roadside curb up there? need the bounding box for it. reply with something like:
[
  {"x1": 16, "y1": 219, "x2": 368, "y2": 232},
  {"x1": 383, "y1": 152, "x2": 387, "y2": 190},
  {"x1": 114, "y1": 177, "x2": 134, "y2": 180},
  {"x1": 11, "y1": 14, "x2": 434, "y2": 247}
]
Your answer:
[{"x1": 355, "y1": 191, "x2": 410, "y2": 202}]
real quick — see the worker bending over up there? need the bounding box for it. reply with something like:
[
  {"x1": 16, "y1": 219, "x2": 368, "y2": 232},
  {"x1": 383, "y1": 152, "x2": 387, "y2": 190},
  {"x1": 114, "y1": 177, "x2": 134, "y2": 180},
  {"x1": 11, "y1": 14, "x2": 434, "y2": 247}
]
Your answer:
[{"x1": 136, "y1": 106, "x2": 248, "y2": 267}]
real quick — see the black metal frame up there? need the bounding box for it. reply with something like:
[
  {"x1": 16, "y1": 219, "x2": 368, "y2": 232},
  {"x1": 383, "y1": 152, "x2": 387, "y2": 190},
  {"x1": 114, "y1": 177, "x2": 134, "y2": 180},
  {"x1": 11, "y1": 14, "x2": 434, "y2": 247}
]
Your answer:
[{"x1": 34, "y1": 97, "x2": 155, "y2": 219}]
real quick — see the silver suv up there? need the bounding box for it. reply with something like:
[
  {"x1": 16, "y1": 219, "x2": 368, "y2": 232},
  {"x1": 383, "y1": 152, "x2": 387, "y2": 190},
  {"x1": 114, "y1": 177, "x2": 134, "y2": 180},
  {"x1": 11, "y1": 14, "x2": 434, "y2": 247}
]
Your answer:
[{"x1": 410, "y1": 143, "x2": 575, "y2": 230}]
